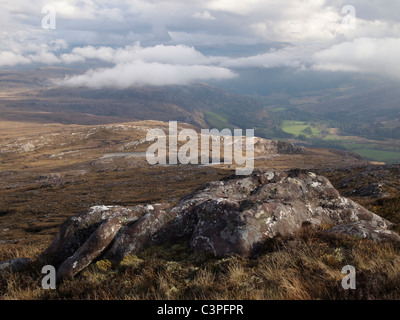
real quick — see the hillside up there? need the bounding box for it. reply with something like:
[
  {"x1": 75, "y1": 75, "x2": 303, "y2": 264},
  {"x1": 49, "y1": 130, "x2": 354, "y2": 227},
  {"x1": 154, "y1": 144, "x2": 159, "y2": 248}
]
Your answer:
[
  {"x1": 1, "y1": 119, "x2": 400, "y2": 299},
  {"x1": 0, "y1": 69, "x2": 270, "y2": 131}
]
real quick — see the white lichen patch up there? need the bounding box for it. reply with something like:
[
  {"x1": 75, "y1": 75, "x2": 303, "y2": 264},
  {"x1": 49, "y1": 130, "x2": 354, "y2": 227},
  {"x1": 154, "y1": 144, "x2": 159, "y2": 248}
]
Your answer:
[{"x1": 311, "y1": 181, "x2": 321, "y2": 188}]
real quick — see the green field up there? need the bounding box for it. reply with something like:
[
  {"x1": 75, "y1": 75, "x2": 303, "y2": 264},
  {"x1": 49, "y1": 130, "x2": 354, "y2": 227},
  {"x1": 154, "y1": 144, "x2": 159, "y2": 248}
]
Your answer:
[
  {"x1": 322, "y1": 134, "x2": 340, "y2": 141},
  {"x1": 281, "y1": 121, "x2": 400, "y2": 164},
  {"x1": 281, "y1": 120, "x2": 320, "y2": 137},
  {"x1": 351, "y1": 148, "x2": 400, "y2": 163},
  {"x1": 269, "y1": 107, "x2": 288, "y2": 112}
]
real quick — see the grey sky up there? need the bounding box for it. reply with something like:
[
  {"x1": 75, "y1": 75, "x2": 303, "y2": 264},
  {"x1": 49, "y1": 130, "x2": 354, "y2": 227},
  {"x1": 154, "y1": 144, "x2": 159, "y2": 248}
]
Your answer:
[{"x1": 1, "y1": 0, "x2": 399, "y2": 87}]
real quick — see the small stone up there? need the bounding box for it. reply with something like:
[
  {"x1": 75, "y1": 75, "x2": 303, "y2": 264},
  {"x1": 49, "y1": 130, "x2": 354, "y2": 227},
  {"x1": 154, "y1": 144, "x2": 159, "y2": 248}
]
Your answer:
[{"x1": 0, "y1": 258, "x2": 32, "y2": 273}]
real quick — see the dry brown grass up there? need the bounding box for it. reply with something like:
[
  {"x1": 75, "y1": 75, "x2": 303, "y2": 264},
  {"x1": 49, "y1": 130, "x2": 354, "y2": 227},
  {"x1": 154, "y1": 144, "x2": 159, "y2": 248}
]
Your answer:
[{"x1": 2, "y1": 227, "x2": 400, "y2": 300}]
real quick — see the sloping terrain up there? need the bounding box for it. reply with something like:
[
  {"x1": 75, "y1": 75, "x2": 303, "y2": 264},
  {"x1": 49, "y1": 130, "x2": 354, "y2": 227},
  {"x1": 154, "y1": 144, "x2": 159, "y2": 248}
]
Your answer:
[{"x1": 2, "y1": 119, "x2": 400, "y2": 299}]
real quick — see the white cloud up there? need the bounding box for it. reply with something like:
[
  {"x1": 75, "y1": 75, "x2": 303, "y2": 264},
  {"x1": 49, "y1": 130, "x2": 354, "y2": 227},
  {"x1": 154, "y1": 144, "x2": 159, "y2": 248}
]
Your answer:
[
  {"x1": 313, "y1": 37, "x2": 400, "y2": 79},
  {"x1": 66, "y1": 43, "x2": 221, "y2": 65},
  {"x1": 207, "y1": 0, "x2": 263, "y2": 15},
  {"x1": 40, "y1": 0, "x2": 125, "y2": 21},
  {"x1": 28, "y1": 49, "x2": 60, "y2": 64},
  {"x1": 58, "y1": 60, "x2": 236, "y2": 88},
  {"x1": 60, "y1": 53, "x2": 86, "y2": 64},
  {"x1": 71, "y1": 46, "x2": 116, "y2": 62},
  {"x1": 43, "y1": 43, "x2": 237, "y2": 88},
  {"x1": 193, "y1": 11, "x2": 216, "y2": 20},
  {"x1": 0, "y1": 51, "x2": 30, "y2": 67}
]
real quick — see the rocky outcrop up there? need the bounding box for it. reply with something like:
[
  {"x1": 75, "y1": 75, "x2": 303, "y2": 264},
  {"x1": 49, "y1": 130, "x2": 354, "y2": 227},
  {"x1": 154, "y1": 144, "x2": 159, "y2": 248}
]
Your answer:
[
  {"x1": 40, "y1": 169, "x2": 398, "y2": 282},
  {"x1": 253, "y1": 138, "x2": 303, "y2": 155}
]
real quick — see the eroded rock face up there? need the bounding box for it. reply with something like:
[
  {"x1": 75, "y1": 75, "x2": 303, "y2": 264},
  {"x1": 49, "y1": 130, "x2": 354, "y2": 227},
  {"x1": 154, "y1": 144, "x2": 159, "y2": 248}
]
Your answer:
[{"x1": 41, "y1": 169, "x2": 397, "y2": 281}]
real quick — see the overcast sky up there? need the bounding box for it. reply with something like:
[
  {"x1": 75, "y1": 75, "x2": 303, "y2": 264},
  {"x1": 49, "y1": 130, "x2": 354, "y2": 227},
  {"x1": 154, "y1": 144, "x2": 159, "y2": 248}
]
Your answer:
[{"x1": 1, "y1": 0, "x2": 399, "y2": 87}]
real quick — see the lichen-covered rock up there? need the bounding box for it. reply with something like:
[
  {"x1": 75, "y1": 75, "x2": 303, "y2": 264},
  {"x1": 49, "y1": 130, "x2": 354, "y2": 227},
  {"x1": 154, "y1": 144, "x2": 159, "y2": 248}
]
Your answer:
[
  {"x1": 56, "y1": 211, "x2": 135, "y2": 281},
  {"x1": 180, "y1": 169, "x2": 391, "y2": 257},
  {"x1": 41, "y1": 169, "x2": 397, "y2": 281},
  {"x1": 325, "y1": 221, "x2": 400, "y2": 242},
  {"x1": 102, "y1": 205, "x2": 184, "y2": 263},
  {"x1": 39, "y1": 205, "x2": 148, "y2": 280}
]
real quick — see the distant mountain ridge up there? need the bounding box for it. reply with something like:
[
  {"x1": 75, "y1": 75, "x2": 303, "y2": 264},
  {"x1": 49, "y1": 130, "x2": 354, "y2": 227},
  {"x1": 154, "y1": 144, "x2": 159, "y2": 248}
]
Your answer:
[{"x1": 0, "y1": 69, "x2": 269, "y2": 130}]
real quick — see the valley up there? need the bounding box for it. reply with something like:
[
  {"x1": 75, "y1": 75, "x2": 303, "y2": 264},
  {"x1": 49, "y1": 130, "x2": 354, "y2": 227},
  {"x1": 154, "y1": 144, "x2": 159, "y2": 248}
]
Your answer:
[{"x1": 2, "y1": 68, "x2": 399, "y2": 164}]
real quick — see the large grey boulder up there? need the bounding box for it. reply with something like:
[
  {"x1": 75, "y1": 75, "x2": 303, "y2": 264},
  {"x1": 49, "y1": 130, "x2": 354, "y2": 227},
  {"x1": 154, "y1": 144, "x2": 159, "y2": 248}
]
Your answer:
[{"x1": 40, "y1": 169, "x2": 397, "y2": 281}]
